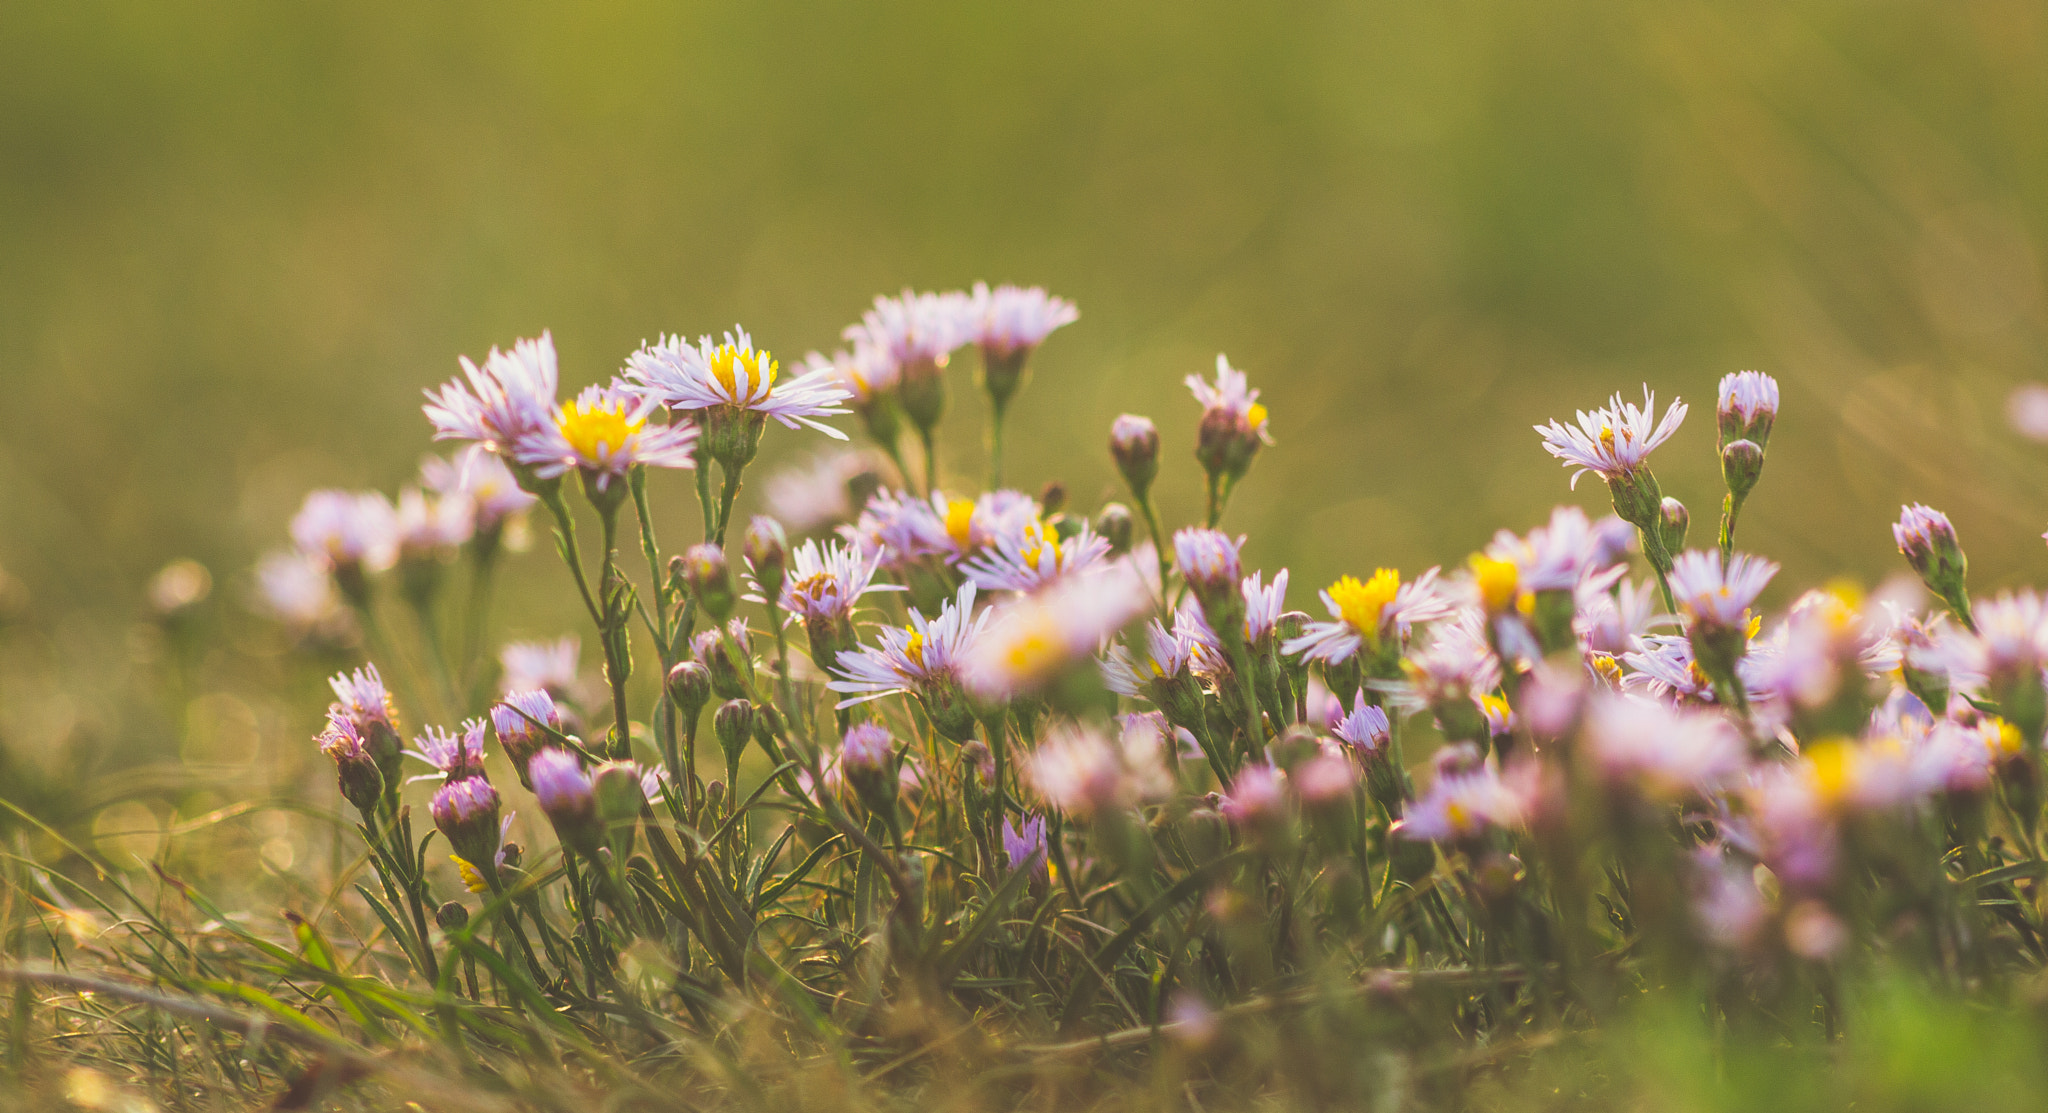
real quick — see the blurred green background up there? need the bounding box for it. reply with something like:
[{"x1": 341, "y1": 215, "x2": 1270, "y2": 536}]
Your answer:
[{"x1": 6, "y1": 0, "x2": 2048, "y2": 778}]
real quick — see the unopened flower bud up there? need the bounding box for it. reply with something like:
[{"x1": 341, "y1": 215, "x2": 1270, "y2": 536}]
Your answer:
[
  {"x1": 1110, "y1": 415, "x2": 1160, "y2": 500},
  {"x1": 713, "y1": 699, "x2": 757, "y2": 773},
  {"x1": 693, "y1": 627, "x2": 750, "y2": 700},
  {"x1": 435, "y1": 901, "x2": 469, "y2": 932},
  {"x1": 960, "y1": 740, "x2": 996, "y2": 790},
  {"x1": 490, "y1": 690, "x2": 558, "y2": 783},
  {"x1": 1039, "y1": 481, "x2": 1068, "y2": 518},
  {"x1": 318, "y1": 717, "x2": 386, "y2": 818},
  {"x1": 530, "y1": 748, "x2": 600, "y2": 856},
  {"x1": 1721, "y1": 439, "x2": 1765, "y2": 499},
  {"x1": 1658, "y1": 497, "x2": 1690, "y2": 555},
  {"x1": 665, "y1": 660, "x2": 712, "y2": 722},
  {"x1": 1095, "y1": 503, "x2": 1135, "y2": 555},
  {"x1": 742, "y1": 516, "x2": 788, "y2": 602},
  {"x1": 1894, "y1": 504, "x2": 1968, "y2": 611},
  {"x1": 430, "y1": 777, "x2": 503, "y2": 888},
  {"x1": 839, "y1": 723, "x2": 898, "y2": 814},
  {"x1": 680, "y1": 543, "x2": 735, "y2": 621},
  {"x1": 1717, "y1": 370, "x2": 1779, "y2": 451},
  {"x1": 590, "y1": 760, "x2": 645, "y2": 856},
  {"x1": 1174, "y1": 528, "x2": 1245, "y2": 638}
]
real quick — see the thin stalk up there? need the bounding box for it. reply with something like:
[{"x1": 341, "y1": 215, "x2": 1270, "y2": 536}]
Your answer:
[
  {"x1": 988, "y1": 398, "x2": 1008, "y2": 490},
  {"x1": 1718, "y1": 491, "x2": 1746, "y2": 565},
  {"x1": 920, "y1": 427, "x2": 941, "y2": 497},
  {"x1": 597, "y1": 503, "x2": 633, "y2": 759}
]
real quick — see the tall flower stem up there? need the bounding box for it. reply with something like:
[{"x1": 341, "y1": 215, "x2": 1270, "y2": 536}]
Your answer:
[
  {"x1": 1718, "y1": 491, "x2": 1747, "y2": 565},
  {"x1": 596, "y1": 500, "x2": 634, "y2": 760},
  {"x1": 919, "y1": 427, "x2": 941, "y2": 498},
  {"x1": 988, "y1": 399, "x2": 1009, "y2": 490}
]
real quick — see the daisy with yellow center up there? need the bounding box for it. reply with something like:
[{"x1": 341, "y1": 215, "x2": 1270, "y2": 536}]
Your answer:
[
  {"x1": 623, "y1": 325, "x2": 852, "y2": 438},
  {"x1": 512, "y1": 383, "x2": 697, "y2": 489},
  {"x1": 1284, "y1": 566, "x2": 1451, "y2": 666}
]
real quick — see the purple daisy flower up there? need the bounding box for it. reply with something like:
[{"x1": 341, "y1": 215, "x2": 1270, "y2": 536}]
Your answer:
[
  {"x1": 829, "y1": 583, "x2": 990, "y2": 705},
  {"x1": 291, "y1": 490, "x2": 399, "y2": 575},
  {"x1": 423, "y1": 332, "x2": 561, "y2": 457},
  {"x1": 1669, "y1": 550, "x2": 1778, "y2": 629},
  {"x1": 625, "y1": 326, "x2": 852, "y2": 437},
  {"x1": 1534, "y1": 385, "x2": 1687, "y2": 489},
  {"x1": 512, "y1": 381, "x2": 699, "y2": 490},
  {"x1": 966, "y1": 283, "x2": 1078, "y2": 359}
]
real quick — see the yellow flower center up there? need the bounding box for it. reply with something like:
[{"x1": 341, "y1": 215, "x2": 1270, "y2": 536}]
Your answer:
[
  {"x1": 945, "y1": 498, "x2": 977, "y2": 550},
  {"x1": 1995, "y1": 718, "x2": 2023, "y2": 756},
  {"x1": 1444, "y1": 800, "x2": 1473, "y2": 835},
  {"x1": 904, "y1": 630, "x2": 926, "y2": 669},
  {"x1": 1329, "y1": 569, "x2": 1402, "y2": 637},
  {"x1": 708, "y1": 343, "x2": 778, "y2": 400},
  {"x1": 1479, "y1": 693, "x2": 1511, "y2": 726},
  {"x1": 1468, "y1": 554, "x2": 1519, "y2": 614},
  {"x1": 558, "y1": 398, "x2": 643, "y2": 464},
  {"x1": 451, "y1": 854, "x2": 489, "y2": 894},
  {"x1": 1598, "y1": 424, "x2": 1616, "y2": 454},
  {"x1": 1804, "y1": 737, "x2": 1856, "y2": 807},
  {"x1": 1247, "y1": 402, "x2": 1268, "y2": 430},
  {"x1": 1002, "y1": 616, "x2": 1062, "y2": 680}
]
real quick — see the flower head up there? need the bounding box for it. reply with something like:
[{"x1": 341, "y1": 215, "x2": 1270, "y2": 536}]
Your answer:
[
  {"x1": 421, "y1": 452, "x2": 535, "y2": 533},
  {"x1": 1025, "y1": 719, "x2": 1173, "y2": 817},
  {"x1": 529, "y1": 748, "x2": 599, "y2": 852},
  {"x1": 1488, "y1": 506, "x2": 1624, "y2": 594},
  {"x1": 1717, "y1": 371, "x2": 1779, "y2": 448},
  {"x1": 430, "y1": 777, "x2": 504, "y2": 883},
  {"x1": 1669, "y1": 550, "x2": 1778, "y2": 630},
  {"x1": 1535, "y1": 386, "x2": 1687, "y2": 489},
  {"x1": 491, "y1": 689, "x2": 558, "y2": 777},
  {"x1": 1186, "y1": 355, "x2": 1272, "y2": 480},
  {"x1": 501, "y1": 637, "x2": 580, "y2": 697},
  {"x1": 291, "y1": 490, "x2": 398, "y2": 575},
  {"x1": 393, "y1": 485, "x2": 473, "y2": 560},
  {"x1": 967, "y1": 283, "x2": 1078, "y2": 359},
  {"x1": 1284, "y1": 567, "x2": 1452, "y2": 665},
  {"x1": 255, "y1": 550, "x2": 346, "y2": 634},
  {"x1": 963, "y1": 563, "x2": 1152, "y2": 701},
  {"x1": 831, "y1": 583, "x2": 990, "y2": 705},
  {"x1": 407, "y1": 720, "x2": 488, "y2": 783},
  {"x1": 1002, "y1": 814, "x2": 1048, "y2": 872},
  {"x1": 962, "y1": 519, "x2": 1112, "y2": 593},
  {"x1": 1332, "y1": 697, "x2": 1392, "y2": 755},
  {"x1": 1395, "y1": 762, "x2": 1529, "y2": 842},
  {"x1": 846, "y1": 290, "x2": 973, "y2": 373},
  {"x1": 1583, "y1": 693, "x2": 1745, "y2": 799},
  {"x1": 626, "y1": 327, "x2": 852, "y2": 437},
  {"x1": 763, "y1": 449, "x2": 888, "y2": 536},
  {"x1": 1242, "y1": 569, "x2": 1289, "y2": 645},
  {"x1": 776, "y1": 539, "x2": 900, "y2": 626},
  {"x1": 423, "y1": 333, "x2": 561, "y2": 457},
  {"x1": 329, "y1": 664, "x2": 397, "y2": 734},
  {"x1": 515, "y1": 382, "x2": 698, "y2": 489}
]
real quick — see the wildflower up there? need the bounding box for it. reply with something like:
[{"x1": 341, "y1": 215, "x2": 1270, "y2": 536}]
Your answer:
[
  {"x1": 1002, "y1": 814, "x2": 1048, "y2": 872},
  {"x1": 1717, "y1": 371, "x2": 1779, "y2": 450},
  {"x1": 776, "y1": 539, "x2": 900, "y2": 669},
  {"x1": 763, "y1": 449, "x2": 888, "y2": 535},
  {"x1": 1893, "y1": 504, "x2": 1972, "y2": 625},
  {"x1": 1219, "y1": 763, "x2": 1290, "y2": 827},
  {"x1": 1186, "y1": 355, "x2": 1272, "y2": 485},
  {"x1": 806, "y1": 347, "x2": 904, "y2": 449},
  {"x1": 1174, "y1": 528, "x2": 1245, "y2": 629},
  {"x1": 1689, "y1": 846, "x2": 1769, "y2": 951},
  {"x1": 589, "y1": 761, "x2": 647, "y2": 854},
  {"x1": 423, "y1": 332, "x2": 562, "y2": 462},
  {"x1": 1025, "y1": 719, "x2": 1173, "y2": 817},
  {"x1": 407, "y1": 720, "x2": 488, "y2": 783},
  {"x1": 1295, "y1": 747, "x2": 1361, "y2": 807},
  {"x1": 393, "y1": 485, "x2": 473, "y2": 564},
  {"x1": 846, "y1": 290, "x2": 973, "y2": 433},
  {"x1": 1284, "y1": 567, "x2": 1452, "y2": 666},
  {"x1": 430, "y1": 777, "x2": 504, "y2": 888},
  {"x1": 317, "y1": 716, "x2": 385, "y2": 816},
  {"x1": 1534, "y1": 386, "x2": 1688, "y2": 493},
  {"x1": 962, "y1": 519, "x2": 1112, "y2": 593},
  {"x1": 501, "y1": 637, "x2": 580, "y2": 697},
  {"x1": 1398, "y1": 610, "x2": 1503, "y2": 744},
  {"x1": 1669, "y1": 550, "x2": 1777, "y2": 630},
  {"x1": 1331, "y1": 696, "x2": 1391, "y2": 755},
  {"x1": 329, "y1": 663, "x2": 399, "y2": 738},
  {"x1": 842, "y1": 487, "x2": 955, "y2": 569},
  {"x1": 1243, "y1": 569, "x2": 1289, "y2": 646},
  {"x1": 681, "y1": 543, "x2": 736, "y2": 621},
  {"x1": 291, "y1": 490, "x2": 399, "y2": 584},
  {"x1": 491, "y1": 689, "x2": 559, "y2": 780},
  {"x1": 664, "y1": 660, "x2": 713, "y2": 723},
  {"x1": 254, "y1": 550, "x2": 345, "y2": 635},
  {"x1": 514, "y1": 382, "x2": 697, "y2": 492},
  {"x1": 1583, "y1": 693, "x2": 1745, "y2": 800},
  {"x1": 830, "y1": 583, "x2": 990, "y2": 741},
  {"x1": 741, "y1": 516, "x2": 789, "y2": 603},
  {"x1": 1965, "y1": 592, "x2": 2048, "y2": 738},
  {"x1": 1394, "y1": 762, "x2": 1529, "y2": 843},
  {"x1": 1576, "y1": 577, "x2": 1667, "y2": 656},
  {"x1": 625, "y1": 327, "x2": 852, "y2": 466},
  {"x1": 963, "y1": 562, "x2": 1152, "y2": 702},
  {"x1": 2009, "y1": 384, "x2": 2048, "y2": 441},
  {"x1": 421, "y1": 452, "x2": 534, "y2": 537},
  {"x1": 1101, "y1": 611, "x2": 1209, "y2": 734},
  {"x1": 694, "y1": 619, "x2": 755, "y2": 700},
  {"x1": 839, "y1": 722, "x2": 899, "y2": 813},
  {"x1": 529, "y1": 748, "x2": 600, "y2": 855},
  {"x1": 1110, "y1": 414, "x2": 1161, "y2": 500},
  {"x1": 966, "y1": 282, "x2": 1078, "y2": 403}
]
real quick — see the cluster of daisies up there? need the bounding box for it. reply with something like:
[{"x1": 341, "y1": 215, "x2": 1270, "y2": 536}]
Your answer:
[{"x1": 278, "y1": 281, "x2": 2048, "y2": 1002}]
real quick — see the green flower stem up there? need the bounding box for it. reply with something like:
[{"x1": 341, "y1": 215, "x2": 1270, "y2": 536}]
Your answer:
[
  {"x1": 1718, "y1": 490, "x2": 1746, "y2": 565},
  {"x1": 988, "y1": 397, "x2": 1009, "y2": 490},
  {"x1": 919, "y1": 426, "x2": 941, "y2": 498},
  {"x1": 596, "y1": 500, "x2": 634, "y2": 759}
]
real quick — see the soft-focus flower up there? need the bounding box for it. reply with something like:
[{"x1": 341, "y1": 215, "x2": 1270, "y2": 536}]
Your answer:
[
  {"x1": 2009, "y1": 384, "x2": 2048, "y2": 441},
  {"x1": 963, "y1": 562, "x2": 1152, "y2": 700},
  {"x1": 529, "y1": 748, "x2": 599, "y2": 853},
  {"x1": 423, "y1": 332, "x2": 561, "y2": 458},
  {"x1": 804, "y1": 347, "x2": 900, "y2": 409},
  {"x1": 291, "y1": 490, "x2": 398, "y2": 575},
  {"x1": 514, "y1": 382, "x2": 698, "y2": 490},
  {"x1": 1219, "y1": 763, "x2": 1289, "y2": 826},
  {"x1": 967, "y1": 282, "x2": 1078, "y2": 360},
  {"x1": 1242, "y1": 569, "x2": 1289, "y2": 644},
  {"x1": 763, "y1": 449, "x2": 888, "y2": 535},
  {"x1": 1669, "y1": 550, "x2": 1778, "y2": 630},
  {"x1": 255, "y1": 550, "x2": 346, "y2": 633},
  {"x1": 1025, "y1": 719, "x2": 1173, "y2": 816},
  {"x1": 1964, "y1": 591, "x2": 2048, "y2": 681},
  {"x1": 846, "y1": 290, "x2": 973, "y2": 375},
  {"x1": 1690, "y1": 846, "x2": 1769, "y2": 951},
  {"x1": 430, "y1": 776, "x2": 504, "y2": 886},
  {"x1": 1110, "y1": 414, "x2": 1161, "y2": 498},
  {"x1": 407, "y1": 720, "x2": 488, "y2": 783},
  {"x1": 1576, "y1": 578, "x2": 1667, "y2": 655},
  {"x1": 1174, "y1": 528, "x2": 1244, "y2": 599},
  {"x1": 1395, "y1": 762, "x2": 1529, "y2": 842},
  {"x1": 830, "y1": 584, "x2": 990, "y2": 743},
  {"x1": 1534, "y1": 386, "x2": 1687, "y2": 489},
  {"x1": 501, "y1": 637, "x2": 580, "y2": 697},
  {"x1": 1487, "y1": 506, "x2": 1624, "y2": 594},
  {"x1": 1284, "y1": 567, "x2": 1452, "y2": 665},
  {"x1": 1582, "y1": 694, "x2": 1745, "y2": 800},
  {"x1": 626, "y1": 327, "x2": 852, "y2": 437},
  {"x1": 393, "y1": 486, "x2": 473, "y2": 560},
  {"x1": 421, "y1": 452, "x2": 535, "y2": 534}
]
